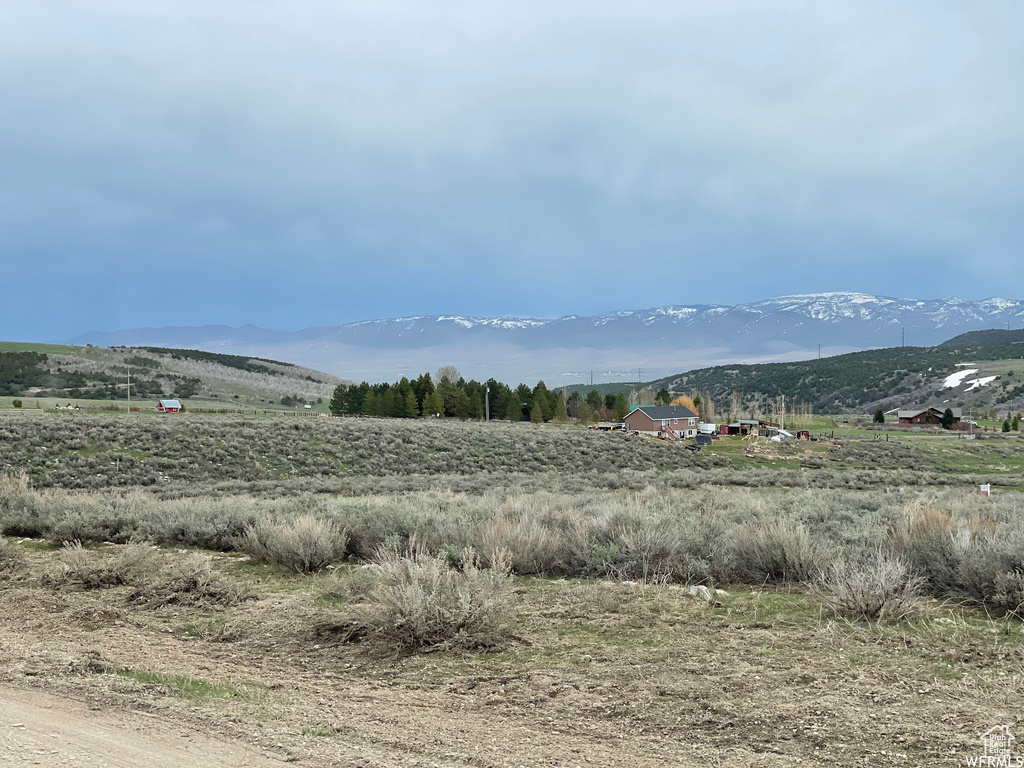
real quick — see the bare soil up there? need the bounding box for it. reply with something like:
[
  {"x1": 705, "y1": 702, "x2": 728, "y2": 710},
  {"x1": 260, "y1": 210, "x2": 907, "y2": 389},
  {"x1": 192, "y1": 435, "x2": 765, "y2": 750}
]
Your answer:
[
  {"x1": 1, "y1": 544, "x2": 1022, "y2": 767},
  {"x1": 0, "y1": 686, "x2": 280, "y2": 766}
]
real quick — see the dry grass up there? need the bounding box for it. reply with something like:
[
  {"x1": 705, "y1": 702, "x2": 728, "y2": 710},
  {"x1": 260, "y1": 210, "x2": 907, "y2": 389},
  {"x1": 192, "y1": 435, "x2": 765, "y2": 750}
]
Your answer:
[
  {"x1": 131, "y1": 553, "x2": 252, "y2": 608},
  {"x1": 0, "y1": 535, "x2": 26, "y2": 578},
  {"x1": 51, "y1": 541, "x2": 156, "y2": 589}
]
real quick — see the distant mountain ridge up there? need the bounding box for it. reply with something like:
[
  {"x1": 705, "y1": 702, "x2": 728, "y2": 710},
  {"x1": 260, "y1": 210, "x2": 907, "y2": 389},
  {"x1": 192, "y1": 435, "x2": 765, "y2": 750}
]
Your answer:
[{"x1": 72, "y1": 293, "x2": 1024, "y2": 385}]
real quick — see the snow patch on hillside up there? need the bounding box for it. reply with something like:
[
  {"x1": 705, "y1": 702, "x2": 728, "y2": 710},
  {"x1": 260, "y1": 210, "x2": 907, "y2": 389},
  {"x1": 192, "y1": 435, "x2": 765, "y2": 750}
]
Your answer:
[
  {"x1": 965, "y1": 375, "x2": 998, "y2": 391},
  {"x1": 943, "y1": 369, "x2": 978, "y2": 388}
]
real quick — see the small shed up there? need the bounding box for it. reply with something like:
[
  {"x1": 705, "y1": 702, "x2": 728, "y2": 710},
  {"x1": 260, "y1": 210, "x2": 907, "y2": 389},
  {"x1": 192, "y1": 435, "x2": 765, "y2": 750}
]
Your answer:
[{"x1": 157, "y1": 399, "x2": 182, "y2": 413}]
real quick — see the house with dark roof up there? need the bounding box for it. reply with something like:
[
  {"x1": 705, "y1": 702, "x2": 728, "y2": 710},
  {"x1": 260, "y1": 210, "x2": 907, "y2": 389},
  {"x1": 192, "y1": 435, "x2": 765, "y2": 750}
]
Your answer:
[
  {"x1": 624, "y1": 405, "x2": 698, "y2": 438},
  {"x1": 897, "y1": 407, "x2": 961, "y2": 426}
]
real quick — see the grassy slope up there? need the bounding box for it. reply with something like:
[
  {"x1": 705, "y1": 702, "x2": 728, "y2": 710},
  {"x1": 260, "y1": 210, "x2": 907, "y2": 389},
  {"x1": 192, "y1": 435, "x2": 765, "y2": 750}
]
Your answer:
[{"x1": 0, "y1": 341, "x2": 343, "y2": 413}]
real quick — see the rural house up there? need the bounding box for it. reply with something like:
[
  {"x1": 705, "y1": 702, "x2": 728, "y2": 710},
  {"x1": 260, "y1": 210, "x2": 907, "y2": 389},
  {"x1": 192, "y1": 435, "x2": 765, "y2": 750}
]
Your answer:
[
  {"x1": 624, "y1": 405, "x2": 698, "y2": 438},
  {"x1": 157, "y1": 399, "x2": 182, "y2": 413},
  {"x1": 897, "y1": 407, "x2": 961, "y2": 426}
]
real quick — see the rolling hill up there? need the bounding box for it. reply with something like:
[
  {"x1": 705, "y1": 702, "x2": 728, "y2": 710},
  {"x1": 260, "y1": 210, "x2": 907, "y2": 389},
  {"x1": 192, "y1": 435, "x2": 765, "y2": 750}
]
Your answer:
[
  {"x1": 642, "y1": 338, "x2": 1024, "y2": 417},
  {"x1": 0, "y1": 342, "x2": 346, "y2": 410}
]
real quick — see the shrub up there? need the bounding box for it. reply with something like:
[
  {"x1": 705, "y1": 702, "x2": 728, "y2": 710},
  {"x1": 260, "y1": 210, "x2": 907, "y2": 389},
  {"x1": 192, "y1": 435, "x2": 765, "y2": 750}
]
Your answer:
[
  {"x1": 238, "y1": 514, "x2": 346, "y2": 574},
  {"x1": 147, "y1": 496, "x2": 260, "y2": 551},
  {"x1": 475, "y1": 516, "x2": 562, "y2": 575},
  {"x1": 598, "y1": 510, "x2": 678, "y2": 582},
  {"x1": 133, "y1": 553, "x2": 251, "y2": 608},
  {"x1": 815, "y1": 552, "x2": 926, "y2": 622},
  {"x1": 53, "y1": 541, "x2": 156, "y2": 589},
  {"x1": 364, "y1": 545, "x2": 514, "y2": 651},
  {"x1": 673, "y1": 508, "x2": 734, "y2": 586},
  {"x1": 0, "y1": 475, "x2": 48, "y2": 538},
  {"x1": 958, "y1": 524, "x2": 1024, "y2": 614},
  {"x1": 733, "y1": 518, "x2": 825, "y2": 584},
  {"x1": 991, "y1": 572, "x2": 1024, "y2": 619},
  {"x1": 46, "y1": 491, "x2": 153, "y2": 545},
  {"x1": 0, "y1": 535, "x2": 27, "y2": 578},
  {"x1": 888, "y1": 506, "x2": 966, "y2": 596},
  {"x1": 11, "y1": 399, "x2": 22, "y2": 408}
]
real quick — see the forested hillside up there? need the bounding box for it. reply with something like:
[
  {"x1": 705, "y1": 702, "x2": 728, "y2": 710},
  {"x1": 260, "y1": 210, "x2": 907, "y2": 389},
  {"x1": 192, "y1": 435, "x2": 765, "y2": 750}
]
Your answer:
[
  {"x1": 939, "y1": 328, "x2": 1024, "y2": 346},
  {"x1": 648, "y1": 338, "x2": 1024, "y2": 415}
]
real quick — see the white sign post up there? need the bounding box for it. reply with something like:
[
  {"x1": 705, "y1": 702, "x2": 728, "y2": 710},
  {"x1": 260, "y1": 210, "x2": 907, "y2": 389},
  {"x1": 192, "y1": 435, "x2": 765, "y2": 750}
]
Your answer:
[{"x1": 980, "y1": 484, "x2": 991, "y2": 496}]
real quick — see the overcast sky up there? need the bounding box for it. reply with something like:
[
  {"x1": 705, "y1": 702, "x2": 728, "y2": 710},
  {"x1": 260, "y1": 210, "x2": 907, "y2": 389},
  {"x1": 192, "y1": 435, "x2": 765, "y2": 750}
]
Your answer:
[{"x1": 2, "y1": 1, "x2": 1022, "y2": 341}]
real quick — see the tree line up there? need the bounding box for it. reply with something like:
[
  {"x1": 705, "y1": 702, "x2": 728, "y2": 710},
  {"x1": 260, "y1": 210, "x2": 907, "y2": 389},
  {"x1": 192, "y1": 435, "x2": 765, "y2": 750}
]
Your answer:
[{"x1": 328, "y1": 366, "x2": 634, "y2": 423}]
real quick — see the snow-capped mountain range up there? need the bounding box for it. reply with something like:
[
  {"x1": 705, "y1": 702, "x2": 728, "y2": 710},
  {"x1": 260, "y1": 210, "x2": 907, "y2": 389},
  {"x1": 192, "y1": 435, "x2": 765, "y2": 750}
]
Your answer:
[{"x1": 72, "y1": 293, "x2": 1024, "y2": 385}]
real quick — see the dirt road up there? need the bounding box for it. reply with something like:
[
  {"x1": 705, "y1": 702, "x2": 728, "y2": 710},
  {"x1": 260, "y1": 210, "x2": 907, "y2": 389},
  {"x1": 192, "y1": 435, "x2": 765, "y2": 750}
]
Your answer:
[{"x1": 0, "y1": 687, "x2": 282, "y2": 767}]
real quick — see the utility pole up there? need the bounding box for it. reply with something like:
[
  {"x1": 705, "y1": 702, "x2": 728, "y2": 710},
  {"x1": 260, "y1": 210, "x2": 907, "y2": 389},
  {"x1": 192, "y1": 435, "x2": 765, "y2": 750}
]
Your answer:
[
  {"x1": 818, "y1": 344, "x2": 820, "y2": 360},
  {"x1": 590, "y1": 370, "x2": 593, "y2": 386},
  {"x1": 126, "y1": 363, "x2": 131, "y2": 412},
  {"x1": 485, "y1": 385, "x2": 490, "y2": 422},
  {"x1": 902, "y1": 327, "x2": 905, "y2": 347}
]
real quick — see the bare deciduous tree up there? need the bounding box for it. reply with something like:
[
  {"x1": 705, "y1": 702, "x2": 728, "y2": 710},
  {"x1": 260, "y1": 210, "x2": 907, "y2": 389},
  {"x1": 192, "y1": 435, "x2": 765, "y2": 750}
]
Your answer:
[{"x1": 435, "y1": 365, "x2": 462, "y2": 384}]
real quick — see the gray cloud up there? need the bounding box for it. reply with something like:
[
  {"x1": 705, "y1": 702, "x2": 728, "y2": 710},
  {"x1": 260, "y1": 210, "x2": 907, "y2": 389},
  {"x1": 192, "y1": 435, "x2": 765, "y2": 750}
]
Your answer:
[{"x1": 1, "y1": 1, "x2": 1022, "y2": 339}]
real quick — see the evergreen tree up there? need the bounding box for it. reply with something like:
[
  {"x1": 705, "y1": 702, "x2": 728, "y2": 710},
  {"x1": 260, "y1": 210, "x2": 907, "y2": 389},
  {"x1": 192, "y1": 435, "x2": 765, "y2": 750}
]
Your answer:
[
  {"x1": 533, "y1": 381, "x2": 555, "y2": 421},
  {"x1": 362, "y1": 391, "x2": 378, "y2": 417},
  {"x1": 414, "y1": 373, "x2": 435, "y2": 412},
  {"x1": 505, "y1": 397, "x2": 522, "y2": 422},
  {"x1": 554, "y1": 392, "x2": 569, "y2": 422},
  {"x1": 423, "y1": 389, "x2": 444, "y2": 417},
  {"x1": 873, "y1": 408, "x2": 885, "y2": 424},
  {"x1": 329, "y1": 385, "x2": 347, "y2": 415},
  {"x1": 454, "y1": 389, "x2": 471, "y2": 419},
  {"x1": 1003, "y1": 418, "x2": 1012, "y2": 433},
  {"x1": 380, "y1": 388, "x2": 396, "y2": 417},
  {"x1": 515, "y1": 383, "x2": 532, "y2": 413},
  {"x1": 586, "y1": 389, "x2": 603, "y2": 410},
  {"x1": 941, "y1": 408, "x2": 955, "y2": 430},
  {"x1": 468, "y1": 392, "x2": 484, "y2": 420},
  {"x1": 613, "y1": 393, "x2": 629, "y2": 421},
  {"x1": 530, "y1": 401, "x2": 544, "y2": 423},
  {"x1": 655, "y1": 388, "x2": 671, "y2": 406},
  {"x1": 405, "y1": 389, "x2": 419, "y2": 418},
  {"x1": 566, "y1": 391, "x2": 582, "y2": 419},
  {"x1": 1013, "y1": 414, "x2": 1021, "y2": 431},
  {"x1": 437, "y1": 379, "x2": 459, "y2": 416}
]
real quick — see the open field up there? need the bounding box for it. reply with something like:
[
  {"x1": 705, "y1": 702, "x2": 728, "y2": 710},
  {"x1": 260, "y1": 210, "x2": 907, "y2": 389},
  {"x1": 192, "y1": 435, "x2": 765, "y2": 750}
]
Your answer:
[
  {"x1": 2, "y1": 411, "x2": 1023, "y2": 765},
  {"x1": 2, "y1": 411, "x2": 1023, "y2": 494}
]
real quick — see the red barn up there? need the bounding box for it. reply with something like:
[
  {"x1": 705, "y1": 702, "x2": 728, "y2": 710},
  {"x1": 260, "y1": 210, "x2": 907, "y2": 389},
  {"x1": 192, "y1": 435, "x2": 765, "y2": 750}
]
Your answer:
[{"x1": 157, "y1": 399, "x2": 182, "y2": 413}]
